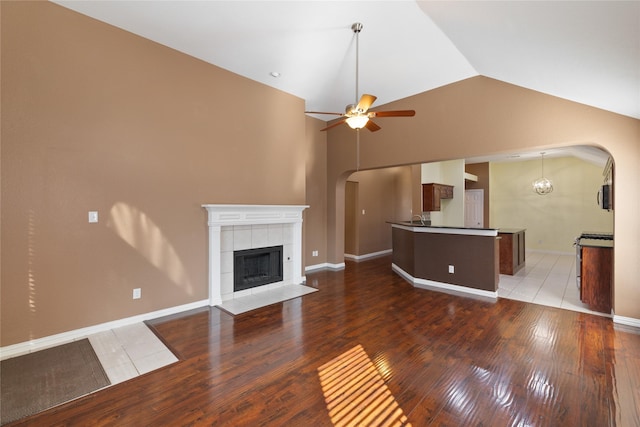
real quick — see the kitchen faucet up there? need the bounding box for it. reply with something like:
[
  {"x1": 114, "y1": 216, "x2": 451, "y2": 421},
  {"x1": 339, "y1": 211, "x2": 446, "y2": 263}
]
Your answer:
[{"x1": 411, "y1": 214, "x2": 425, "y2": 226}]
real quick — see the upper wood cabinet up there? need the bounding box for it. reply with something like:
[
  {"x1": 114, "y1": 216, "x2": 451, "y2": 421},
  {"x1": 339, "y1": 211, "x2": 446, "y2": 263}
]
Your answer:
[{"x1": 422, "y1": 183, "x2": 454, "y2": 211}]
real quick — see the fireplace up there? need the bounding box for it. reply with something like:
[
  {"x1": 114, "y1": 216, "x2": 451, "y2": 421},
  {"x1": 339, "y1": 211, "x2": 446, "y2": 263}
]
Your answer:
[
  {"x1": 202, "y1": 204, "x2": 308, "y2": 306},
  {"x1": 234, "y1": 245, "x2": 283, "y2": 292}
]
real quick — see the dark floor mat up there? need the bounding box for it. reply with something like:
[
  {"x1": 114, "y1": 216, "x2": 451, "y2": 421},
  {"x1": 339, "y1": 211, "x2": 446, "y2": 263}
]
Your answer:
[{"x1": 1, "y1": 338, "x2": 110, "y2": 425}]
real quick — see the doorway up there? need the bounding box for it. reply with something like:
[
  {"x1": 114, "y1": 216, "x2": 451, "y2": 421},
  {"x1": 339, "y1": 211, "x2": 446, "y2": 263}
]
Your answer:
[{"x1": 464, "y1": 189, "x2": 484, "y2": 228}]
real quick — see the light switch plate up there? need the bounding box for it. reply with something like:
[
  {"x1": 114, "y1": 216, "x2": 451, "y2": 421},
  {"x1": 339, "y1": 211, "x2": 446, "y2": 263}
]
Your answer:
[{"x1": 88, "y1": 211, "x2": 98, "y2": 223}]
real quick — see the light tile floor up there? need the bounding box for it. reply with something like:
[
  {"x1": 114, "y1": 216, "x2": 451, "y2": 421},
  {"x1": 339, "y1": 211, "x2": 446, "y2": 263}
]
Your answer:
[
  {"x1": 88, "y1": 322, "x2": 178, "y2": 385},
  {"x1": 498, "y1": 251, "x2": 610, "y2": 317}
]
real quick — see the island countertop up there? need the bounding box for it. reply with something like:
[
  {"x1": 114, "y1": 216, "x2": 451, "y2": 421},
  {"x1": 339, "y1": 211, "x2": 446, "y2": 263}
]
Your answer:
[
  {"x1": 388, "y1": 221, "x2": 498, "y2": 237},
  {"x1": 496, "y1": 228, "x2": 526, "y2": 234}
]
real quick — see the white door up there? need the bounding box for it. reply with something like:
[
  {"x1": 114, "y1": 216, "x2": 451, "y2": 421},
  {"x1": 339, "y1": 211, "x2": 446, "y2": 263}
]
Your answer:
[{"x1": 465, "y1": 189, "x2": 484, "y2": 228}]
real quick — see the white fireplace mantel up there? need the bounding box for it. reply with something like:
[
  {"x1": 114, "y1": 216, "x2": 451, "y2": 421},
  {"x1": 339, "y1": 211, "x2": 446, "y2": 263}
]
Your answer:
[{"x1": 202, "y1": 204, "x2": 309, "y2": 306}]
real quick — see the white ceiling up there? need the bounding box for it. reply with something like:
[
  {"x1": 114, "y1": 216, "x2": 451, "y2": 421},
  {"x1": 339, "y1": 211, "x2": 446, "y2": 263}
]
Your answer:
[{"x1": 53, "y1": 1, "x2": 639, "y2": 165}]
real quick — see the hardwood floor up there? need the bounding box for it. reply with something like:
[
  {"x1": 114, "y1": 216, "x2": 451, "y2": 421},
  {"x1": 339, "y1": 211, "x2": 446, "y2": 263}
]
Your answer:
[{"x1": 9, "y1": 256, "x2": 640, "y2": 426}]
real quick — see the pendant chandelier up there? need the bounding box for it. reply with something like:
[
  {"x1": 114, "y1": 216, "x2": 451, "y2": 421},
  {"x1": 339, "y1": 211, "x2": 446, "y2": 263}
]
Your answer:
[{"x1": 532, "y1": 152, "x2": 553, "y2": 195}]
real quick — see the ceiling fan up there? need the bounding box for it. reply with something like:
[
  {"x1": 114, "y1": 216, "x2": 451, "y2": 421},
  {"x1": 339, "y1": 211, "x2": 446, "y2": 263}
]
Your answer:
[{"x1": 305, "y1": 22, "x2": 416, "y2": 132}]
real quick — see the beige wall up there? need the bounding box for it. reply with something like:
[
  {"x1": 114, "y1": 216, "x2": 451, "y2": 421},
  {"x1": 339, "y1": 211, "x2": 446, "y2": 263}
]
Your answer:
[
  {"x1": 304, "y1": 116, "x2": 328, "y2": 267},
  {"x1": 490, "y1": 157, "x2": 613, "y2": 252},
  {"x1": 1, "y1": 2, "x2": 306, "y2": 346},
  {"x1": 344, "y1": 167, "x2": 413, "y2": 257},
  {"x1": 326, "y1": 76, "x2": 639, "y2": 319},
  {"x1": 410, "y1": 165, "x2": 423, "y2": 219},
  {"x1": 394, "y1": 166, "x2": 416, "y2": 223}
]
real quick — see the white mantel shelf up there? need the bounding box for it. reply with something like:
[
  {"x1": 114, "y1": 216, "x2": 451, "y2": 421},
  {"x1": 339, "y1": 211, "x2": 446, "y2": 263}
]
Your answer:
[
  {"x1": 202, "y1": 204, "x2": 309, "y2": 306},
  {"x1": 203, "y1": 204, "x2": 309, "y2": 226}
]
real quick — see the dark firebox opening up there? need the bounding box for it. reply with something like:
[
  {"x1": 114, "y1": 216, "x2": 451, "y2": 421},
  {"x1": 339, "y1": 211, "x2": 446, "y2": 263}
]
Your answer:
[{"x1": 234, "y1": 245, "x2": 283, "y2": 292}]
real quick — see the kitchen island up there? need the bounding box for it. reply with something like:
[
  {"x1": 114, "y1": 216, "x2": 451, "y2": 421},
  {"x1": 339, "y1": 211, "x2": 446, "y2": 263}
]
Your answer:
[{"x1": 390, "y1": 221, "x2": 499, "y2": 298}]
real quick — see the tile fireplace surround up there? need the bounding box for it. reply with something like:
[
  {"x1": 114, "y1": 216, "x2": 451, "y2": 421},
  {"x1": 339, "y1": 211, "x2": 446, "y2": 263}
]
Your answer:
[{"x1": 202, "y1": 204, "x2": 308, "y2": 306}]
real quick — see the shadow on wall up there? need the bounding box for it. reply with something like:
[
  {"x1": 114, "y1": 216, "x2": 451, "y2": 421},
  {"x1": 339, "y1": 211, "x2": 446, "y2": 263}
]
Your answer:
[{"x1": 108, "y1": 202, "x2": 194, "y2": 295}]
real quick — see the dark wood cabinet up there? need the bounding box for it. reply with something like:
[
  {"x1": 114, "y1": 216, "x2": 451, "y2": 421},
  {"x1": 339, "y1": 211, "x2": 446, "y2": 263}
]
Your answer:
[
  {"x1": 498, "y1": 229, "x2": 526, "y2": 275},
  {"x1": 422, "y1": 183, "x2": 454, "y2": 211},
  {"x1": 580, "y1": 245, "x2": 612, "y2": 313}
]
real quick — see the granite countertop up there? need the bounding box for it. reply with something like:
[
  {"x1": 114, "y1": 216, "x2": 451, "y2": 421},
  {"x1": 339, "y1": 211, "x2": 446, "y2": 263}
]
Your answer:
[
  {"x1": 579, "y1": 238, "x2": 614, "y2": 248},
  {"x1": 497, "y1": 228, "x2": 526, "y2": 234},
  {"x1": 388, "y1": 221, "x2": 498, "y2": 232}
]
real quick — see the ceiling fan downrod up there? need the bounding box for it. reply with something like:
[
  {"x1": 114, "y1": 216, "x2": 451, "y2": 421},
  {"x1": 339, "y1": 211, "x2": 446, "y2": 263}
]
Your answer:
[
  {"x1": 304, "y1": 21, "x2": 415, "y2": 133},
  {"x1": 352, "y1": 22, "x2": 363, "y2": 106}
]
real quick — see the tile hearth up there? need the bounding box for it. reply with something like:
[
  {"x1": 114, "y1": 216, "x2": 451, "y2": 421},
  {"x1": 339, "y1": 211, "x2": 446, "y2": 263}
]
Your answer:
[{"x1": 217, "y1": 283, "x2": 318, "y2": 315}]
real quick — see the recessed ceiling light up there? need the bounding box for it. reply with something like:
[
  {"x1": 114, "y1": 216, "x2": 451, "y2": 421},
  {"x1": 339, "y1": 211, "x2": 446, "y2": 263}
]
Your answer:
[{"x1": 270, "y1": 71, "x2": 281, "y2": 78}]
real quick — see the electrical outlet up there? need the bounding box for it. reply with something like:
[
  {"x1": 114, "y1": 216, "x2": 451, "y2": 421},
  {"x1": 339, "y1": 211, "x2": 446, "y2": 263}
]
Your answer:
[
  {"x1": 448, "y1": 265, "x2": 455, "y2": 274},
  {"x1": 88, "y1": 211, "x2": 98, "y2": 223},
  {"x1": 312, "y1": 250, "x2": 318, "y2": 257},
  {"x1": 133, "y1": 288, "x2": 141, "y2": 299}
]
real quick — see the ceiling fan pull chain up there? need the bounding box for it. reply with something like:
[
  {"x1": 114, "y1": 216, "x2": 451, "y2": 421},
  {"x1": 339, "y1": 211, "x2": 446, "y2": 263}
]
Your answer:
[{"x1": 356, "y1": 129, "x2": 360, "y2": 171}]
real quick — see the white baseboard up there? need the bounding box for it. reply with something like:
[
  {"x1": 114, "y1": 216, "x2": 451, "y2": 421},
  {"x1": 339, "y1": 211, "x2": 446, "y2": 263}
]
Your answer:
[
  {"x1": 526, "y1": 249, "x2": 574, "y2": 256},
  {"x1": 306, "y1": 250, "x2": 391, "y2": 272},
  {"x1": 305, "y1": 263, "x2": 329, "y2": 272},
  {"x1": 0, "y1": 299, "x2": 209, "y2": 361},
  {"x1": 344, "y1": 249, "x2": 392, "y2": 261},
  {"x1": 305, "y1": 262, "x2": 345, "y2": 272},
  {"x1": 613, "y1": 314, "x2": 640, "y2": 329},
  {"x1": 329, "y1": 262, "x2": 346, "y2": 270},
  {"x1": 392, "y1": 263, "x2": 498, "y2": 300}
]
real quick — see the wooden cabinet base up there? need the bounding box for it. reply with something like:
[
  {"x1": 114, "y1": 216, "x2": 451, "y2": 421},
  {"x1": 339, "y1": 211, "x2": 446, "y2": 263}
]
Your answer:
[
  {"x1": 498, "y1": 229, "x2": 526, "y2": 275},
  {"x1": 580, "y1": 246, "x2": 612, "y2": 313}
]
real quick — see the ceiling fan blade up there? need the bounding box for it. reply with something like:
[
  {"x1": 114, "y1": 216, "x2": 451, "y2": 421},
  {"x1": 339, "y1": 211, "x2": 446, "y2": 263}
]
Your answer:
[
  {"x1": 365, "y1": 120, "x2": 381, "y2": 132},
  {"x1": 305, "y1": 111, "x2": 344, "y2": 116},
  {"x1": 320, "y1": 119, "x2": 347, "y2": 132},
  {"x1": 370, "y1": 110, "x2": 416, "y2": 117},
  {"x1": 356, "y1": 94, "x2": 377, "y2": 112}
]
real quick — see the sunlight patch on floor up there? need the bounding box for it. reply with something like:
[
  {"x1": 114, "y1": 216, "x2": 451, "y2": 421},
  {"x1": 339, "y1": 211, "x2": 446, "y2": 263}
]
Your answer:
[{"x1": 318, "y1": 344, "x2": 411, "y2": 427}]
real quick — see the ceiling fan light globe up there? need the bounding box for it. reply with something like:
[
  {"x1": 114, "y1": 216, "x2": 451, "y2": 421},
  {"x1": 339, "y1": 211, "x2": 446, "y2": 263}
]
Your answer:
[{"x1": 346, "y1": 116, "x2": 369, "y2": 129}]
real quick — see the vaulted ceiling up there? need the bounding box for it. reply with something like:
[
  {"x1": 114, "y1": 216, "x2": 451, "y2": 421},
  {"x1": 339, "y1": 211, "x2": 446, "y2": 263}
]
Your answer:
[
  {"x1": 53, "y1": 1, "x2": 639, "y2": 164},
  {"x1": 53, "y1": 1, "x2": 639, "y2": 118}
]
